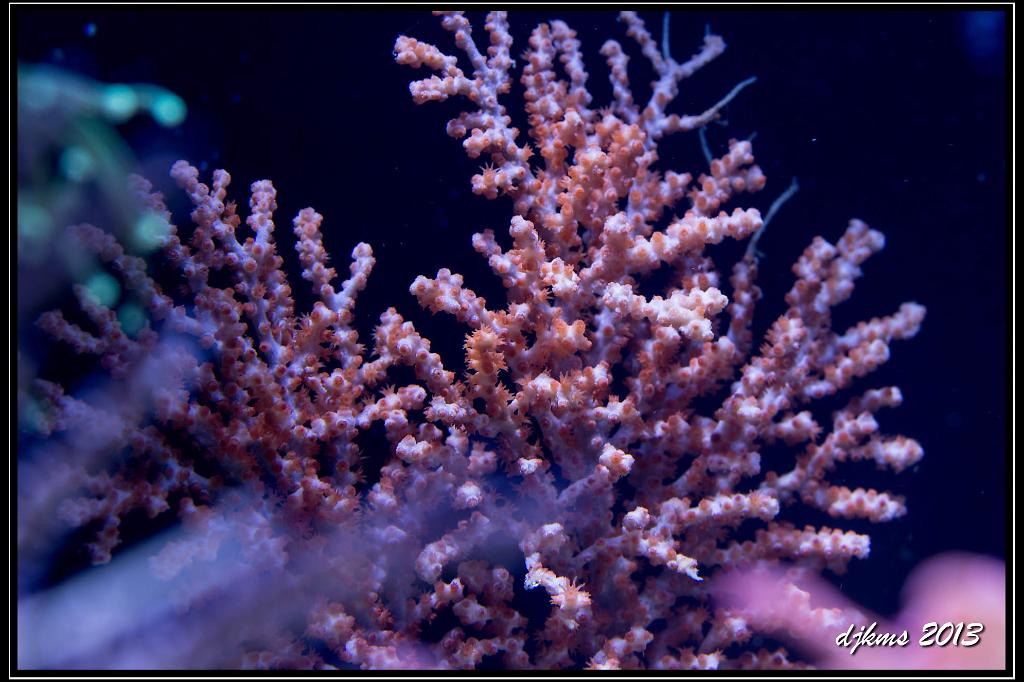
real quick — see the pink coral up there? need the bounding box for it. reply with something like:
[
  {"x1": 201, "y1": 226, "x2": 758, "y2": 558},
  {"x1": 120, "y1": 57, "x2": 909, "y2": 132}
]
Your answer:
[{"x1": 25, "y1": 10, "x2": 925, "y2": 670}]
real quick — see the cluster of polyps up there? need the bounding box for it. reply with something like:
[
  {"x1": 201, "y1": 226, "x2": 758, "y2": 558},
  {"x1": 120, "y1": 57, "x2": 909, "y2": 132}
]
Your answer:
[{"x1": 27, "y1": 10, "x2": 923, "y2": 670}]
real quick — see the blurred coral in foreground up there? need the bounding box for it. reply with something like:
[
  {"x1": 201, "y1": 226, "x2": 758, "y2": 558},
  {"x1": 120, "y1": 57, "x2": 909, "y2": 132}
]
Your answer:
[
  {"x1": 17, "y1": 64, "x2": 185, "y2": 271},
  {"x1": 20, "y1": 11, "x2": 942, "y2": 669},
  {"x1": 712, "y1": 553, "x2": 1005, "y2": 669},
  {"x1": 16, "y1": 64, "x2": 187, "y2": 440}
]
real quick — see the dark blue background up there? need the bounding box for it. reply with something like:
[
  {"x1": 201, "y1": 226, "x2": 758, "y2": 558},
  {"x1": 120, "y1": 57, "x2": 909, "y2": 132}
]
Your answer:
[{"x1": 15, "y1": 8, "x2": 1009, "y2": 619}]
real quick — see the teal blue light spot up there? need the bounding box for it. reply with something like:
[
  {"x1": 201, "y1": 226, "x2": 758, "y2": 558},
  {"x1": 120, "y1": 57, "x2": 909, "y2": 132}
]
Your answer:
[
  {"x1": 101, "y1": 84, "x2": 139, "y2": 121},
  {"x1": 83, "y1": 271, "x2": 121, "y2": 307},
  {"x1": 132, "y1": 212, "x2": 171, "y2": 252},
  {"x1": 117, "y1": 302, "x2": 147, "y2": 337},
  {"x1": 18, "y1": 201, "x2": 53, "y2": 241},
  {"x1": 58, "y1": 146, "x2": 95, "y2": 182},
  {"x1": 21, "y1": 74, "x2": 58, "y2": 111},
  {"x1": 84, "y1": 22, "x2": 98, "y2": 37},
  {"x1": 150, "y1": 92, "x2": 186, "y2": 127}
]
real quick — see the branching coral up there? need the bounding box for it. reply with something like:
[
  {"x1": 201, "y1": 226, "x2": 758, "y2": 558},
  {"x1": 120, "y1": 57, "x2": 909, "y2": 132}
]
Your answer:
[{"x1": 23, "y1": 11, "x2": 924, "y2": 670}]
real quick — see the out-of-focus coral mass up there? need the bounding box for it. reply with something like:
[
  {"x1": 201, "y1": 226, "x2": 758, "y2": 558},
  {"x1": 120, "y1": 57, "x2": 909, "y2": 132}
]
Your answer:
[{"x1": 15, "y1": 9, "x2": 1005, "y2": 671}]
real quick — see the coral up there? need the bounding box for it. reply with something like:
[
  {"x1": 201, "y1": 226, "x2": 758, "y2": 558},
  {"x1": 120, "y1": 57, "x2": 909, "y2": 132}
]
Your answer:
[{"x1": 23, "y1": 11, "x2": 924, "y2": 670}]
